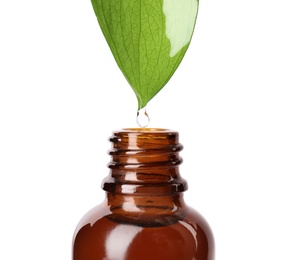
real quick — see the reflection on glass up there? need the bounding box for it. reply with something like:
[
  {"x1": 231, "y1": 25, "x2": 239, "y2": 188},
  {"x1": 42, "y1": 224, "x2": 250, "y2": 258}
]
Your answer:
[{"x1": 105, "y1": 225, "x2": 143, "y2": 260}]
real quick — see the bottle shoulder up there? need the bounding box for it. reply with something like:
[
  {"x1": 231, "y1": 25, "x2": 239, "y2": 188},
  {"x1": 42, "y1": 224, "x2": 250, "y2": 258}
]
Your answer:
[
  {"x1": 74, "y1": 200, "x2": 213, "y2": 232},
  {"x1": 73, "y1": 204, "x2": 214, "y2": 260},
  {"x1": 73, "y1": 203, "x2": 111, "y2": 238},
  {"x1": 181, "y1": 206, "x2": 215, "y2": 257},
  {"x1": 182, "y1": 206, "x2": 214, "y2": 234}
]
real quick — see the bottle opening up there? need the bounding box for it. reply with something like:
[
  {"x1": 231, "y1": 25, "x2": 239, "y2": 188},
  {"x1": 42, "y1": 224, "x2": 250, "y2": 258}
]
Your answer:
[{"x1": 122, "y1": 128, "x2": 170, "y2": 132}]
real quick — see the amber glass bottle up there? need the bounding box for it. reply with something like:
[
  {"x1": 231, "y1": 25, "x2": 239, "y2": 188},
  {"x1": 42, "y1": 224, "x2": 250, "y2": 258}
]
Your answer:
[{"x1": 72, "y1": 128, "x2": 215, "y2": 260}]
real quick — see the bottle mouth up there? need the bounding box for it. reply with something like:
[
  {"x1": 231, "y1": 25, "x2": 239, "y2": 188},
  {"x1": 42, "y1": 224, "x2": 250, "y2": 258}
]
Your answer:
[
  {"x1": 110, "y1": 128, "x2": 180, "y2": 149},
  {"x1": 122, "y1": 128, "x2": 171, "y2": 133}
]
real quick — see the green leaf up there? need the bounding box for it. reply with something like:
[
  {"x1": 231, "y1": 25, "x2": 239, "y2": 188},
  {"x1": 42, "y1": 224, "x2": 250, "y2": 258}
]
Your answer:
[{"x1": 91, "y1": 0, "x2": 199, "y2": 109}]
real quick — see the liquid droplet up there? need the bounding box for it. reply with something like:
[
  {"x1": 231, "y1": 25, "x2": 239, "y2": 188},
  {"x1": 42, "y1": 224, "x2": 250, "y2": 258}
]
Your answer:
[{"x1": 136, "y1": 108, "x2": 150, "y2": 128}]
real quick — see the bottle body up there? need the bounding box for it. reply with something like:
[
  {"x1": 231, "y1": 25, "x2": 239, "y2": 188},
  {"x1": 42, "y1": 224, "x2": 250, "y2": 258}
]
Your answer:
[{"x1": 72, "y1": 129, "x2": 215, "y2": 260}]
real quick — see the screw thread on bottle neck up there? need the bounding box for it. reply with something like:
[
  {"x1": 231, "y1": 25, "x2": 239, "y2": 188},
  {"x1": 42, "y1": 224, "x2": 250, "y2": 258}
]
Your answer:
[{"x1": 102, "y1": 128, "x2": 188, "y2": 195}]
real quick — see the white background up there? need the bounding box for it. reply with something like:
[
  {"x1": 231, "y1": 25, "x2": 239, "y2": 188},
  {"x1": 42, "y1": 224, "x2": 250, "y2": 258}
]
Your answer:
[{"x1": 0, "y1": 0, "x2": 286, "y2": 259}]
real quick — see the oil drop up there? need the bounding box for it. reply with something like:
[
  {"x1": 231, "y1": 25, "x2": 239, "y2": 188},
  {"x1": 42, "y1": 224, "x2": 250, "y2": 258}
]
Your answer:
[{"x1": 136, "y1": 108, "x2": 150, "y2": 128}]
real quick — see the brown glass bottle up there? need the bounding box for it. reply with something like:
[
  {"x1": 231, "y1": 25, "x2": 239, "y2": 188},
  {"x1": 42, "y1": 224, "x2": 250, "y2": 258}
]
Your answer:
[{"x1": 72, "y1": 128, "x2": 215, "y2": 260}]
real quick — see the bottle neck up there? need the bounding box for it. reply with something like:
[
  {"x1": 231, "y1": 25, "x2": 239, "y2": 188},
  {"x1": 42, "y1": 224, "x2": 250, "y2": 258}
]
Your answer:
[
  {"x1": 102, "y1": 128, "x2": 188, "y2": 196},
  {"x1": 105, "y1": 193, "x2": 187, "y2": 224}
]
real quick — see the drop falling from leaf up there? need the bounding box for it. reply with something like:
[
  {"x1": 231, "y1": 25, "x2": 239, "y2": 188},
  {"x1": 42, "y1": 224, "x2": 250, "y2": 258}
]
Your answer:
[{"x1": 136, "y1": 108, "x2": 150, "y2": 128}]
